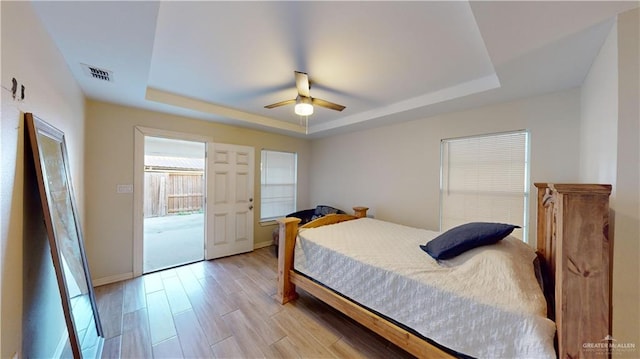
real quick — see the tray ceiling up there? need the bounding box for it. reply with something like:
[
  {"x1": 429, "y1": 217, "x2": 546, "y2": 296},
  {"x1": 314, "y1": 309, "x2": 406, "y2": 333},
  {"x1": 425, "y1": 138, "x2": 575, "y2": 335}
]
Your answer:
[{"x1": 31, "y1": 1, "x2": 637, "y2": 137}]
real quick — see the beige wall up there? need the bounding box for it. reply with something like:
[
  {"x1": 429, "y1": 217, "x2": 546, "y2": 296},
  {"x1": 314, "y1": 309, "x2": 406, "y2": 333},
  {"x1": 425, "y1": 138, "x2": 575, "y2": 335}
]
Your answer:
[
  {"x1": 85, "y1": 100, "x2": 311, "y2": 281},
  {"x1": 310, "y1": 89, "x2": 581, "y2": 240},
  {"x1": 580, "y1": 21, "x2": 618, "y2": 186},
  {"x1": 1, "y1": 2, "x2": 86, "y2": 357},
  {"x1": 613, "y1": 8, "x2": 639, "y2": 353},
  {"x1": 579, "y1": 9, "x2": 640, "y2": 353}
]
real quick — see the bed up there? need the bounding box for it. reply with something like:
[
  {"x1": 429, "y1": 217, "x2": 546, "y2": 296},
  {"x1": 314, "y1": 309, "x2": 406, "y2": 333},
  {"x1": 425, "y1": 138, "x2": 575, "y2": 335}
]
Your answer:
[{"x1": 276, "y1": 185, "x2": 612, "y2": 358}]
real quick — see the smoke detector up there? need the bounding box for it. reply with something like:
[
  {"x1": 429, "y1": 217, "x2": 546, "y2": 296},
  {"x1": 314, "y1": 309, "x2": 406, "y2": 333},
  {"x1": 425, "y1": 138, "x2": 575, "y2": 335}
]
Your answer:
[{"x1": 81, "y1": 63, "x2": 113, "y2": 82}]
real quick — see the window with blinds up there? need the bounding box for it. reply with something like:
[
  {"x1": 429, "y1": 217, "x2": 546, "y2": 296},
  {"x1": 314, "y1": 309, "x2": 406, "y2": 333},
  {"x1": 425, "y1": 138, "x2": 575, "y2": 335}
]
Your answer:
[
  {"x1": 260, "y1": 150, "x2": 297, "y2": 221},
  {"x1": 440, "y1": 130, "x2": 529, "y2": 241}
]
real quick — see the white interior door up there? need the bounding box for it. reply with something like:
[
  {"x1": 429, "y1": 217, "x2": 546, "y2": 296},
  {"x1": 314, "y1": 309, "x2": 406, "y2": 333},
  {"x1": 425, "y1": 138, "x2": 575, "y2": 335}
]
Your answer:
[{"x1": 206, "y1": 143, "x2": 254, "y2": 259}]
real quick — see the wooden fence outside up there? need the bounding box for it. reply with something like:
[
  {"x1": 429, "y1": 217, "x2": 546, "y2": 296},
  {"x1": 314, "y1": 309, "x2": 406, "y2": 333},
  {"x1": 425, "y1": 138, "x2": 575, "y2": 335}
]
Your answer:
[{"x1": 144, "y1": 171, "x2": 204, "y2": 217}]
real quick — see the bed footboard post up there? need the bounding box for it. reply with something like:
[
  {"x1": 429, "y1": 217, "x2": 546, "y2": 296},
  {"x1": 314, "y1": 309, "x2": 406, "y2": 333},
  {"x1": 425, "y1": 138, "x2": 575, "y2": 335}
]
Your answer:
[
  {"x1": 353, "y1": 206, "x2": 369, "y2": 218},
  {"x1": 276, "y1": 217, "x2": 301, "y2": 304}
]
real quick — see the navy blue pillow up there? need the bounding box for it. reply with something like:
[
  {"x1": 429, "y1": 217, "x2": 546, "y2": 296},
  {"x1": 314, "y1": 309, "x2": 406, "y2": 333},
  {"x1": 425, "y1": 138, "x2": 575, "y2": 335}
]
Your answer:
[{"x1": 421, "y1": 222, "x2": 520, "y2": 260}]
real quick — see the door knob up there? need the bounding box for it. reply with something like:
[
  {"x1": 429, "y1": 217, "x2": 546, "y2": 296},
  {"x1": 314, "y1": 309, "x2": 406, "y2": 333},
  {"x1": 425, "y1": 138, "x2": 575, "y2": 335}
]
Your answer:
[{"x1": 249, "y1": 205, "x2": 254, "y2": 210}]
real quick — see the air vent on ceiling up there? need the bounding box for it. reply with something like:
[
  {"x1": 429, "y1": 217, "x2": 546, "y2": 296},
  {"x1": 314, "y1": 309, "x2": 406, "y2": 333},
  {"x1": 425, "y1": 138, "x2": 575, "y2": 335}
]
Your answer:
[{"x1": 81, "y1": 63, "x2": 113, "y2": 82}]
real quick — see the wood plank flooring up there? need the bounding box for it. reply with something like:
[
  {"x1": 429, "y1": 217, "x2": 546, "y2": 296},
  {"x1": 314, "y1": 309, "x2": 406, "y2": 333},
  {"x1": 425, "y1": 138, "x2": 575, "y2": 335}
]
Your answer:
[{"x1": 95, "y1": 246, "x2": 415, "y2": 358}]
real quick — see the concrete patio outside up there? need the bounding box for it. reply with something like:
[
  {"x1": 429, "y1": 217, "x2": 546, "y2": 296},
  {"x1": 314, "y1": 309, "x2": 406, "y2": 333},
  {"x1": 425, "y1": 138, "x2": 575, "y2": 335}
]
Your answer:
[{"x1": 143, "y1": 213, "x2": 204, "y2": 273}]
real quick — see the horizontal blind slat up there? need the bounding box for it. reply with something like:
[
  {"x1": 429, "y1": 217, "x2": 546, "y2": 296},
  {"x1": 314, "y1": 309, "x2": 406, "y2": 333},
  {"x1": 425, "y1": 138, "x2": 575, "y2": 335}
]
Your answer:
[
  {"x1": 261, "y1": 150, "x2": 297, "y2": 220},
  {"x1": 441, "y1": 131, "x2": 528, "y2": 240}
]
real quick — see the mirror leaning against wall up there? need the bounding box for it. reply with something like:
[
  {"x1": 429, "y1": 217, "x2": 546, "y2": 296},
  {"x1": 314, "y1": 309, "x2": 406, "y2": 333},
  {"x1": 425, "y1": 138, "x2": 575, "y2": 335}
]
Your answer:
[{"x1": 26, "y1": 113, "x2": 104, "y2": 358}]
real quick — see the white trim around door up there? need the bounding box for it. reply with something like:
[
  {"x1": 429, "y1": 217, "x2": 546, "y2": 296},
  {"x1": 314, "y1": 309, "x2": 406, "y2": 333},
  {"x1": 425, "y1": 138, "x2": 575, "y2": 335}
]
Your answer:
[{"x1": 133, "y1": 126, "x2": 213, "y2": 277}]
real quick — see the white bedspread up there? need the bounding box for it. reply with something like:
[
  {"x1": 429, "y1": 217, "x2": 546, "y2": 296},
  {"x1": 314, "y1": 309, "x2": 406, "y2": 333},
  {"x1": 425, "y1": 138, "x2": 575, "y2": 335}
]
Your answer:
[{"x1": 294, "y1": 218, "x2": 556, "y2": 359}]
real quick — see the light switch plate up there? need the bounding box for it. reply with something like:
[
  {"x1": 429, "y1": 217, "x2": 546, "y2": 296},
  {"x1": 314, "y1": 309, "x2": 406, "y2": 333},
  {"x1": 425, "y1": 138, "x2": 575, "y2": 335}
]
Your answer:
[{"x1": 116, "y1": 184, "x2": 133, "y2": 193}]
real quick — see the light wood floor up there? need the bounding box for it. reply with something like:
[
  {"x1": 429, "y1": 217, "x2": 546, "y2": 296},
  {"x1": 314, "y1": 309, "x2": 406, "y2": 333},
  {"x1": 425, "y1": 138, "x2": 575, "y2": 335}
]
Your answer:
[{"x1": 95, "y1": 246, "x2": 415, "y2": 358}]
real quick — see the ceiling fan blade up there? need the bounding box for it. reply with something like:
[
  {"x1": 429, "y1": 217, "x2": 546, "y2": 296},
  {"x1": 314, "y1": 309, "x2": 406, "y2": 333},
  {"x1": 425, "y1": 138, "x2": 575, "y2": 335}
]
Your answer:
[
  {"x1": 295, "y1": 71, "x2": 310, "y2": 97},
  {"x1": 264, "y1": 99, "x2": 296, "y2": 109},
  {"x1": 312, "y1": 98, "x2": 346, "y2": 112}
]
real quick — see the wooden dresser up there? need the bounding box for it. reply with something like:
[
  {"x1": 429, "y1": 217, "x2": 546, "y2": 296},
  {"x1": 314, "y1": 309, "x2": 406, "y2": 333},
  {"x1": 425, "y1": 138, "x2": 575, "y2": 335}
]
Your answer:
[{"x1": 535, "y1": 183, "x2": 612, "y2": 359}]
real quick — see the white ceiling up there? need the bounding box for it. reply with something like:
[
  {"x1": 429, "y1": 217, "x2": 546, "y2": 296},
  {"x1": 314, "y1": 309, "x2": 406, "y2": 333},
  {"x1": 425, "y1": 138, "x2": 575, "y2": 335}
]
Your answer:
[{"x1": 31, "y1": 1, "x2": 638, "y2": 138}]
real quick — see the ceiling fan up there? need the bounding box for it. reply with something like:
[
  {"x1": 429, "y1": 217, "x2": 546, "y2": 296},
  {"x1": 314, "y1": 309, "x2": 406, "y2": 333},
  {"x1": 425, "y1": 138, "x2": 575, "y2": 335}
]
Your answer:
[{"x1": 264, "y1": 71, "x2": 346, "y2": 116}]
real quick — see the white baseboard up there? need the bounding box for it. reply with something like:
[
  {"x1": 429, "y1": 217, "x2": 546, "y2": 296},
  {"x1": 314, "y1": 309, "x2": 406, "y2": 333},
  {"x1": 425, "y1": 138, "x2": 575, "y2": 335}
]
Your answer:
[
  {"x1": 254, "y1": 240, "x2": 274, "y2": 249},
  {"x1": 92, "y1": 272, "x2": 134, "y2": 287}
]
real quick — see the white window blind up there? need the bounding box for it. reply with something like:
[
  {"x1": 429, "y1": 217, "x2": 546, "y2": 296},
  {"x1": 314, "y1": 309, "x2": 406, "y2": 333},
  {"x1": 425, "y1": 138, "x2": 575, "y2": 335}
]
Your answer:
[
  {"x1": 261, "y1": 150, "x2": 297, "y2": 220},
  {"x1": 440, "y1": 131, "x2": 529, "y2": 241}
]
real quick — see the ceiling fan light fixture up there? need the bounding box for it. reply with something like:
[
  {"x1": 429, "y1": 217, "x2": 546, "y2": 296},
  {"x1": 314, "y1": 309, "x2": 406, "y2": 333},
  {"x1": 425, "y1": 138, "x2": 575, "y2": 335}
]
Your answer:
[
  {"x1": 295, "y1": 96, "x2": 314, "y2": 116},
  {"x1": 264, "y1": 72, "x2": 344, "y2": 117}
]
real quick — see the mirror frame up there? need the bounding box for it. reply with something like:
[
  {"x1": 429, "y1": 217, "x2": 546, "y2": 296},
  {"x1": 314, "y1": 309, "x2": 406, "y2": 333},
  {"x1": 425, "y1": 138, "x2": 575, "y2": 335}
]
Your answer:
[{"x1": 25, "y1": 113, "x2": 104, "y2": 358}]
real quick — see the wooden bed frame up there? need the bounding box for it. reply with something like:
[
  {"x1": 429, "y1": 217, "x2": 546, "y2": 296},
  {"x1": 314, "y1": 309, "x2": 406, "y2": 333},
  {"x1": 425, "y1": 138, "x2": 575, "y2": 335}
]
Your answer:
[{"x1": 277, "y1": 185, "x2": 612, "y2": 359}]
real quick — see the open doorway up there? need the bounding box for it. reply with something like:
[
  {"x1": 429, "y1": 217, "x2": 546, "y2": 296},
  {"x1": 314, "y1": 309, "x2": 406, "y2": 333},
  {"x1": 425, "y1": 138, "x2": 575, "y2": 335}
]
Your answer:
[{"x1": 143, "y1": 136, "x2": 205, "y2": 273}]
